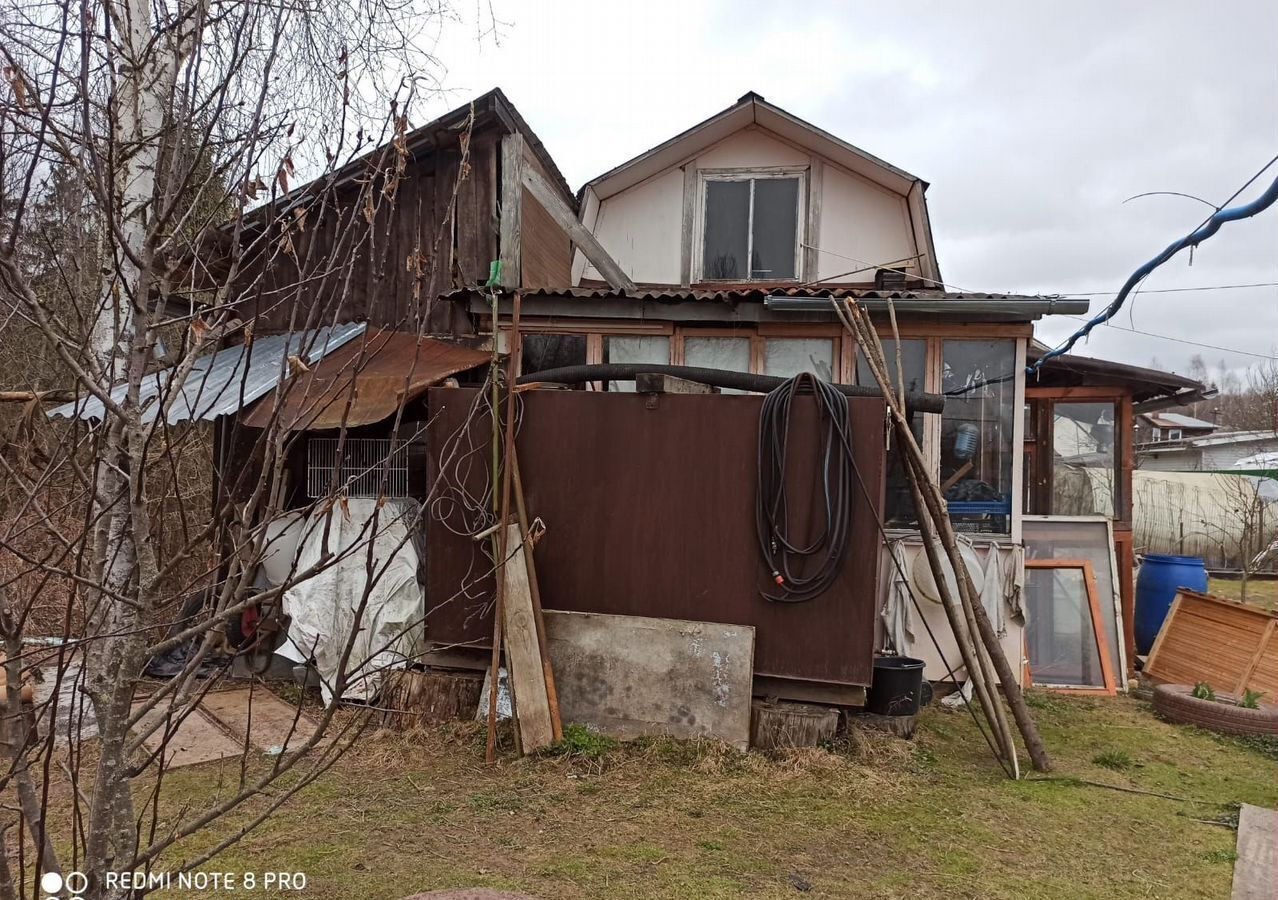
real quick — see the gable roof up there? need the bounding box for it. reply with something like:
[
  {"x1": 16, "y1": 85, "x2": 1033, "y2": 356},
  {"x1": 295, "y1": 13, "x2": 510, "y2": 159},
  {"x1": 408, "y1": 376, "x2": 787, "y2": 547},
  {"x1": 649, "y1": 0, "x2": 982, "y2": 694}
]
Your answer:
[
  {"x1": 583, "y1": 91, "x2": 923, "y2": 200},
  {"x1": 578, "y1": 91, "x2": 941, "y2": 286}
]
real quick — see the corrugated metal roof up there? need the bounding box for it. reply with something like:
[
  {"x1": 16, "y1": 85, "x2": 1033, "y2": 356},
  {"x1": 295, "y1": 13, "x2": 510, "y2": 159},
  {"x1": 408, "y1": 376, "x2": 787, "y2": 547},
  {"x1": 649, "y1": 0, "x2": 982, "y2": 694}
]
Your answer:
[
  {"x1": 241, "y1": 329, "x2": 490, "y2": 431},
  {"x1": 448, "y1": 285, "x2": 1051, "y2": 303},
  {"x1": 49, "y1": 322, "x2": 366, "y2": 424},
  {"x1": 1145, "y1": 412, "x2": 1216, "y2": 430},
  {"x1": 1188, "y1": 430, "x2": 1278, "y2": 448}
]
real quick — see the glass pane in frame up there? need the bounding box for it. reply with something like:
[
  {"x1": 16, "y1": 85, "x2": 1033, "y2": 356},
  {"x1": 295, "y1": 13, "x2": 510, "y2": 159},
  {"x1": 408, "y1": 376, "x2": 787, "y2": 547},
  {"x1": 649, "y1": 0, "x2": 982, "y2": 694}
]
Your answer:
[
  {"x1": 604, "y1": 335, "x2": 671, "y2": 392},
  {"x1": 764, "y1": 338, "x2": 834, "y2": 381},
  {"x1": 1052, "y1": 401, "x2": 1117, "y2": 518},
  {"x1": 702, "y1": 181, "x2": 750, "y2": 280},
  {"x1": 1024, "y1": 564, "x2": 1109, "y2": 689}
]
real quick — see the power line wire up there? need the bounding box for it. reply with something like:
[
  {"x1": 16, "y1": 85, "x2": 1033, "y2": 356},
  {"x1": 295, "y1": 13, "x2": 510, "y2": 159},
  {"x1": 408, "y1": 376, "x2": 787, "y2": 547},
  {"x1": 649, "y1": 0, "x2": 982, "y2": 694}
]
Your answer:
[
  {"x1": 1032, "y1": 154, "x2": 1278, "y2": 373},
  {"x1": 1055, "y1": 314, "x2": 1277, "y2": 360},
  {"x1": 1059, "y1": 281, "x2": 1278, "y2": 297}
]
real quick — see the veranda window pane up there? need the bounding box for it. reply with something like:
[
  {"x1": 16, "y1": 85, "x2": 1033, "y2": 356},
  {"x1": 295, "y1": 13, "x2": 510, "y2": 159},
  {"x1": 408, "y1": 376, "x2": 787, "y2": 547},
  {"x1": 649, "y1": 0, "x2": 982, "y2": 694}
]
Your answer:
[
  {"x1": 751, "y1": 178, "x2": 799, "y2": 279},
  {"x1": 1052, "y1": 401, "x2": 1117, "y2": 518},
  {"x1": 858, "y1": 339, "x2": 927, "y2": 527},
  {"x1": 684, "y1": 336, "x2": 751, "y2": 394},
  {"x1": 764, "y1": 338, "x2": 833, "y2": 381},
  {"x1": 604, "y1": 335, "x2": 671, "y2": 392},
  {"x1": 521, "y1": 334, "x2": 587, "y2": 387},
  {"x1": 941, "y1": 340, "x2": 1016, "y2": 533},
  {"x1": 702, "y1": 181, "x2": 750, "y2": 280}
]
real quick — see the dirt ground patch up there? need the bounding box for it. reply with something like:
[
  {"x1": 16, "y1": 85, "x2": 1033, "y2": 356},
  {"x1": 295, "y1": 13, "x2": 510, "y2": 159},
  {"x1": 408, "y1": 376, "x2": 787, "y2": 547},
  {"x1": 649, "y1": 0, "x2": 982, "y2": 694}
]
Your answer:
[{"x1": 136, "y1": 691, "x2": 1278, "y2": 900}]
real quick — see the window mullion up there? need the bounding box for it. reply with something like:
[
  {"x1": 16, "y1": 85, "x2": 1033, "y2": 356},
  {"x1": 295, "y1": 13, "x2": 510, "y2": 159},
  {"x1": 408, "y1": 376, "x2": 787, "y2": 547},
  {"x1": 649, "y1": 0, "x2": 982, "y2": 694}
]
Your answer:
[{"x1": 746, "y1": 178, "x2": 756, "y2": 280}]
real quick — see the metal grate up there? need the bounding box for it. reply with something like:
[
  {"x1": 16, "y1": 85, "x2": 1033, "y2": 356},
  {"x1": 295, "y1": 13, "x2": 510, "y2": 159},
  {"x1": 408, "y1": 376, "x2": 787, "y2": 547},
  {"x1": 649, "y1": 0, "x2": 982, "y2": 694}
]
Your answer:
[{"x1": 306, "y1": 437, "x2": 409, "y2": 499}]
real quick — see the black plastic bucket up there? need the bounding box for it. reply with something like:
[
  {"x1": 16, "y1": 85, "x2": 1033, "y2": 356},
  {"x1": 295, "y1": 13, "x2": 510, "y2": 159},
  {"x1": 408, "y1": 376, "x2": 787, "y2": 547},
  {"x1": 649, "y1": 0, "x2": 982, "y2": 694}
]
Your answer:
[{"x1": 866, "y1": 656, "x2": 926, "y2": 716}]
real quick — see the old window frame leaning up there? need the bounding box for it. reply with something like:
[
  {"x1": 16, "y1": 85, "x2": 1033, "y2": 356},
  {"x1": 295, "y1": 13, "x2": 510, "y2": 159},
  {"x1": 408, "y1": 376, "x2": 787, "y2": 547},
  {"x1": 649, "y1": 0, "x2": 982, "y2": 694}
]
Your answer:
[
  {"x1": 694, "y1": 167, "x2": 807, "y2": 283},
  {"x1": 1023, "y1": 558, "x2": 1117, "y2": 696}
]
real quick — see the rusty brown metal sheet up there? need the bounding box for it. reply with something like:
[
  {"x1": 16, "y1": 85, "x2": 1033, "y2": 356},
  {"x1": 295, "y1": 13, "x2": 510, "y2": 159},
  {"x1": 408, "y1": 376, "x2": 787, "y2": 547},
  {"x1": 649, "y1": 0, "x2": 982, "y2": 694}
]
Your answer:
[
  {"x1": 242, "y1": 330, "x2": 489, "y2": 430},
  {"x1": 425, "y1": 388, "x2": 885, "y2": 688}
]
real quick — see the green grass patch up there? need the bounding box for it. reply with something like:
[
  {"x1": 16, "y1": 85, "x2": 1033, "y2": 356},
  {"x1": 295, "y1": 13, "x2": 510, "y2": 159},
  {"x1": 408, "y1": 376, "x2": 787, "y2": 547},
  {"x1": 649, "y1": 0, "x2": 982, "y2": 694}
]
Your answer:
[
  {"x1": 545, "y1": 722, "x2": 618, "y2": 760},
  {"x1": 1092, "y1": 749, "x2": 1134, "y2": 771},
  {"x1": 108, "y1": 692, "x2": 1278, "y2": 900}
]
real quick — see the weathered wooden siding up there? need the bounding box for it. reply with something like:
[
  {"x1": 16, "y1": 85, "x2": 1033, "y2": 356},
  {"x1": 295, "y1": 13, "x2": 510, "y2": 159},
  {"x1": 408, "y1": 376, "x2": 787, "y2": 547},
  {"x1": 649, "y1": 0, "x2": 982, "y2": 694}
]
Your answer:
[
  {"x1": 519, "y1": 183, "x2": 572, "y2": 288},
  {"x1": 228, "y1": 131, "x2": 502, "y2": 335}
]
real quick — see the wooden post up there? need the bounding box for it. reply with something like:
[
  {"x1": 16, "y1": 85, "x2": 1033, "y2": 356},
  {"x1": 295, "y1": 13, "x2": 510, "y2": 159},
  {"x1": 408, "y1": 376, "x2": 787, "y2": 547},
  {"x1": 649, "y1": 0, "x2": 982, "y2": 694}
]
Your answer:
[
  {"x1": 835, "y1": 297, "x2": 1052, "y2": 774},
  {"x1": 485, "y1": 291, "x2": 523, "y2": 763},
  {"x1": 498, "y1": 134, "x2": 525, "y2": 289},
  {"x1": 851, "y1": 300, "x2": 1016, "y2": 771}
]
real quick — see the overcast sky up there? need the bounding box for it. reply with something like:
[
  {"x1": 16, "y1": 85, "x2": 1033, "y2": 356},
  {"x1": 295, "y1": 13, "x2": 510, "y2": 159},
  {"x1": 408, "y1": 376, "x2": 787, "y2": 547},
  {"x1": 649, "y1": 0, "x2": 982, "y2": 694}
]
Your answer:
[{"x1": 417, "y1": 1, "x2": 1277, "y2": 380}]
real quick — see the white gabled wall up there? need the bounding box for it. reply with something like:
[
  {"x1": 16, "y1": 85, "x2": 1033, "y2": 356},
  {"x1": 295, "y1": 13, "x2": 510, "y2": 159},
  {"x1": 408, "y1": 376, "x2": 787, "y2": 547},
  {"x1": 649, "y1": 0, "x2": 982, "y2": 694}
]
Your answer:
[
  {"x1": 587, "y1": 168, "x2": 685, "y2": 285},
  {"x1": 580, "y1": 126, "x2": 921, "y2": 286},
  {"x1": 816, "y1": 165, "x2": 916, "y2": 282}
]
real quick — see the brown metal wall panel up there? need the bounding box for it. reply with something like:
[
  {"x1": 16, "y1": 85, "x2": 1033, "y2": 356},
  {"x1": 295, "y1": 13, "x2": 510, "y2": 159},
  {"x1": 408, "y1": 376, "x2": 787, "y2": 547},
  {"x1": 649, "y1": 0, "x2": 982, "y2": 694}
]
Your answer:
[{"x1": 425, "y1": 388, "x2": 885, "y2": 687}]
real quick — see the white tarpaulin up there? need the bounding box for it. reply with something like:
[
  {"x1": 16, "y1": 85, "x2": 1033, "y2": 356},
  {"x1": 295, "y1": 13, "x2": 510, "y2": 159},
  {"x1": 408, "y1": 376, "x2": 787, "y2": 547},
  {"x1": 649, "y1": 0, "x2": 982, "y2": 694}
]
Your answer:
[{"x1": 277, "y1": 499, "x2": 424, "y2": 703}]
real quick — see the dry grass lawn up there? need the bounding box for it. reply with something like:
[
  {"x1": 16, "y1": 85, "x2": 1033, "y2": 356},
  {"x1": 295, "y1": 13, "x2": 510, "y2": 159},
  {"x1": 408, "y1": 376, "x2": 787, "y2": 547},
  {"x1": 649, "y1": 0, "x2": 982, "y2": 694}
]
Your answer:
[
  {"x1": 1209, "y1": 576, "x2": 1278, "y2": 612},
  {"x1": 137, "y1": 691, "x2": 1278, "y2": 900}
]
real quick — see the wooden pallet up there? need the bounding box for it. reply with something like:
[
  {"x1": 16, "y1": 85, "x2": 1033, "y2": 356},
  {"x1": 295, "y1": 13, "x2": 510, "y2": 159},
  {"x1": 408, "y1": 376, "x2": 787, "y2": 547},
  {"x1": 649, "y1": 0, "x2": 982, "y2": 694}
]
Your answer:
[{"x1": 1145, "y1": 590, "x2": 1278, "y2": 696}]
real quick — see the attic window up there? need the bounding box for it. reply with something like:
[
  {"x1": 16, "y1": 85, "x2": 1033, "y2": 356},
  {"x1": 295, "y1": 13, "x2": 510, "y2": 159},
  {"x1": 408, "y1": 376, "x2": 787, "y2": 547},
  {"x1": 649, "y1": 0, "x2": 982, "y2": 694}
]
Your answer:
[{"x1": 700, "y1": 173, "x2": 802, "y2": 281}]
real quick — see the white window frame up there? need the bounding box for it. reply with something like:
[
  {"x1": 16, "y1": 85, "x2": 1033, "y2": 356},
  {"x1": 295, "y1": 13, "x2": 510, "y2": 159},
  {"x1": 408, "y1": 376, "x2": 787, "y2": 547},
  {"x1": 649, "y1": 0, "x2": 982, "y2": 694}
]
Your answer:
[
  {"x1": 1167, "y1": 428, "x2": 1182, "y2": 441},
  {"x1": 693, "y1": 167, "x2": 807, "y2": 283}
]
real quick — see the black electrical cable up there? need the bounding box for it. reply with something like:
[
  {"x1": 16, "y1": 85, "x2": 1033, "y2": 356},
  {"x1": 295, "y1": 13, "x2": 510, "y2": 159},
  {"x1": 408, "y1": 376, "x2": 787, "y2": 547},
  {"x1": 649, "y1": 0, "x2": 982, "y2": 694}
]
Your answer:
[{"x1": 755, "y1": 373, "x2": 857, "y2": 603}]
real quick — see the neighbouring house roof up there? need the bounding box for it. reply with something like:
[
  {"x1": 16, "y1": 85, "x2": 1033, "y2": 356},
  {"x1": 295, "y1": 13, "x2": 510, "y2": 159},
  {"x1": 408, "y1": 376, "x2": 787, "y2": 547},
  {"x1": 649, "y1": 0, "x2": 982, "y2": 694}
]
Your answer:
[
  {"x1": 1232, "y1": 450, "x2": 1278, "y2": 469},
  {"x1": 457, "y1": 286, "x2": 1088, "y2": 324},
  {"x1": 1141, "y1": 412, "x2": 1217, "y2": 430},
  {"x1": 1138, "y1": 430, "x2": 1278, "y2": 456},
  {"x1": 49, "y1": 322, "x2": 366, "y2": 424},
  {"x1": 241, "y1": 329, "x2": 491, "y2": 431},
  {"x1": 1187, "y1": 430, "x2": 1278, "y2": 448}
]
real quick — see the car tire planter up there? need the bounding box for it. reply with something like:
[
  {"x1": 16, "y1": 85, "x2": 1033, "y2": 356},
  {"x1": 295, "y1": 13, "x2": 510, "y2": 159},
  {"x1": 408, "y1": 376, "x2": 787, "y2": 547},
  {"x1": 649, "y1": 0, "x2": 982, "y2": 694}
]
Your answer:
[{"x1": 1152, "y1": 684, "x2": 1278, "y2": 736}]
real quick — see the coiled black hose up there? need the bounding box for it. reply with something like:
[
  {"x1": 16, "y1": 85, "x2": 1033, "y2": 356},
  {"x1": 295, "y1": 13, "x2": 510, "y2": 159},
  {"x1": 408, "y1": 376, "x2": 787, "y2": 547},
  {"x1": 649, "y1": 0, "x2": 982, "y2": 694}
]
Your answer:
[{"x1": 756, "y1": 373, "x2": 858, "y2": 603}]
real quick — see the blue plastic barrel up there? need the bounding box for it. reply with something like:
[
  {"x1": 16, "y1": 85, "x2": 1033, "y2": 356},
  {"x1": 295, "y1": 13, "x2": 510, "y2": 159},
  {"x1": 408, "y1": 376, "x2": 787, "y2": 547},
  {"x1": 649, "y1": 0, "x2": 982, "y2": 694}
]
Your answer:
[{"x1": 1134, "y1": 554, "x2": 1208, "y2": 654}]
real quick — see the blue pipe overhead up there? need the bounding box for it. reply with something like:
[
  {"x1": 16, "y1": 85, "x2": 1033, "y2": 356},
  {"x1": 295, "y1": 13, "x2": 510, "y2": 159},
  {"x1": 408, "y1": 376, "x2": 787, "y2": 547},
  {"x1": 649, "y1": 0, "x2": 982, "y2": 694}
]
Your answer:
[{"x1": 1030, "y1": 169, "x2": 1278, "y2": 374}]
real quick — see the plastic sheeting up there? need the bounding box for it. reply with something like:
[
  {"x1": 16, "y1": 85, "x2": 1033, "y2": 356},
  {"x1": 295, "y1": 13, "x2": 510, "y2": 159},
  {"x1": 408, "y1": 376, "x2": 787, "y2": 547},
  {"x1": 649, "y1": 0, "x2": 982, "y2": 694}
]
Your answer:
[
  {"x1": 1131, "y1": 469, "x2": 1278, "y2": 570},
  {"x1": 277, "y1": 499, "x2": 424, "y2": 703}
]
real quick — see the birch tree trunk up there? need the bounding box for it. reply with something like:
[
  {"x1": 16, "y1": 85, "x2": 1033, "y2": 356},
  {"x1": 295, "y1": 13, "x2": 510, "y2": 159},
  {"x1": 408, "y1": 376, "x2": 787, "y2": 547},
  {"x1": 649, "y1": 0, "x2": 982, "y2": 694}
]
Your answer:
[{"x1": 82, "y1": 0, "x2": 203, "y2": 885}]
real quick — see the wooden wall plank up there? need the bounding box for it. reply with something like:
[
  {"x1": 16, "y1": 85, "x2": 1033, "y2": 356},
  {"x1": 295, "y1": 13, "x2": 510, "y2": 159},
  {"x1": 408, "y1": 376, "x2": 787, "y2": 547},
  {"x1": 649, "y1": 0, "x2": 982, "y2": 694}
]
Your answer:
[
  {"x1": 519, "y1": 183, "x2": 573, "y2": 289},
  {"x1": 500, "y1": 524, "x2": 554, "y2": 752},
  {"x1": 1232, "y1": 804, "x2": 1278, "y2": 900}
]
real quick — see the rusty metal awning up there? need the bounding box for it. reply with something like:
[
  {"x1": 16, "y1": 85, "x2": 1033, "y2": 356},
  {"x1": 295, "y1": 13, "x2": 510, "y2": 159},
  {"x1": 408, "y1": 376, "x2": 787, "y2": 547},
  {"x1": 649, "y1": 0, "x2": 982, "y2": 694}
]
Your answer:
[{"x1": 241, "y1": 329, "x2": 490, "y2": 431}]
